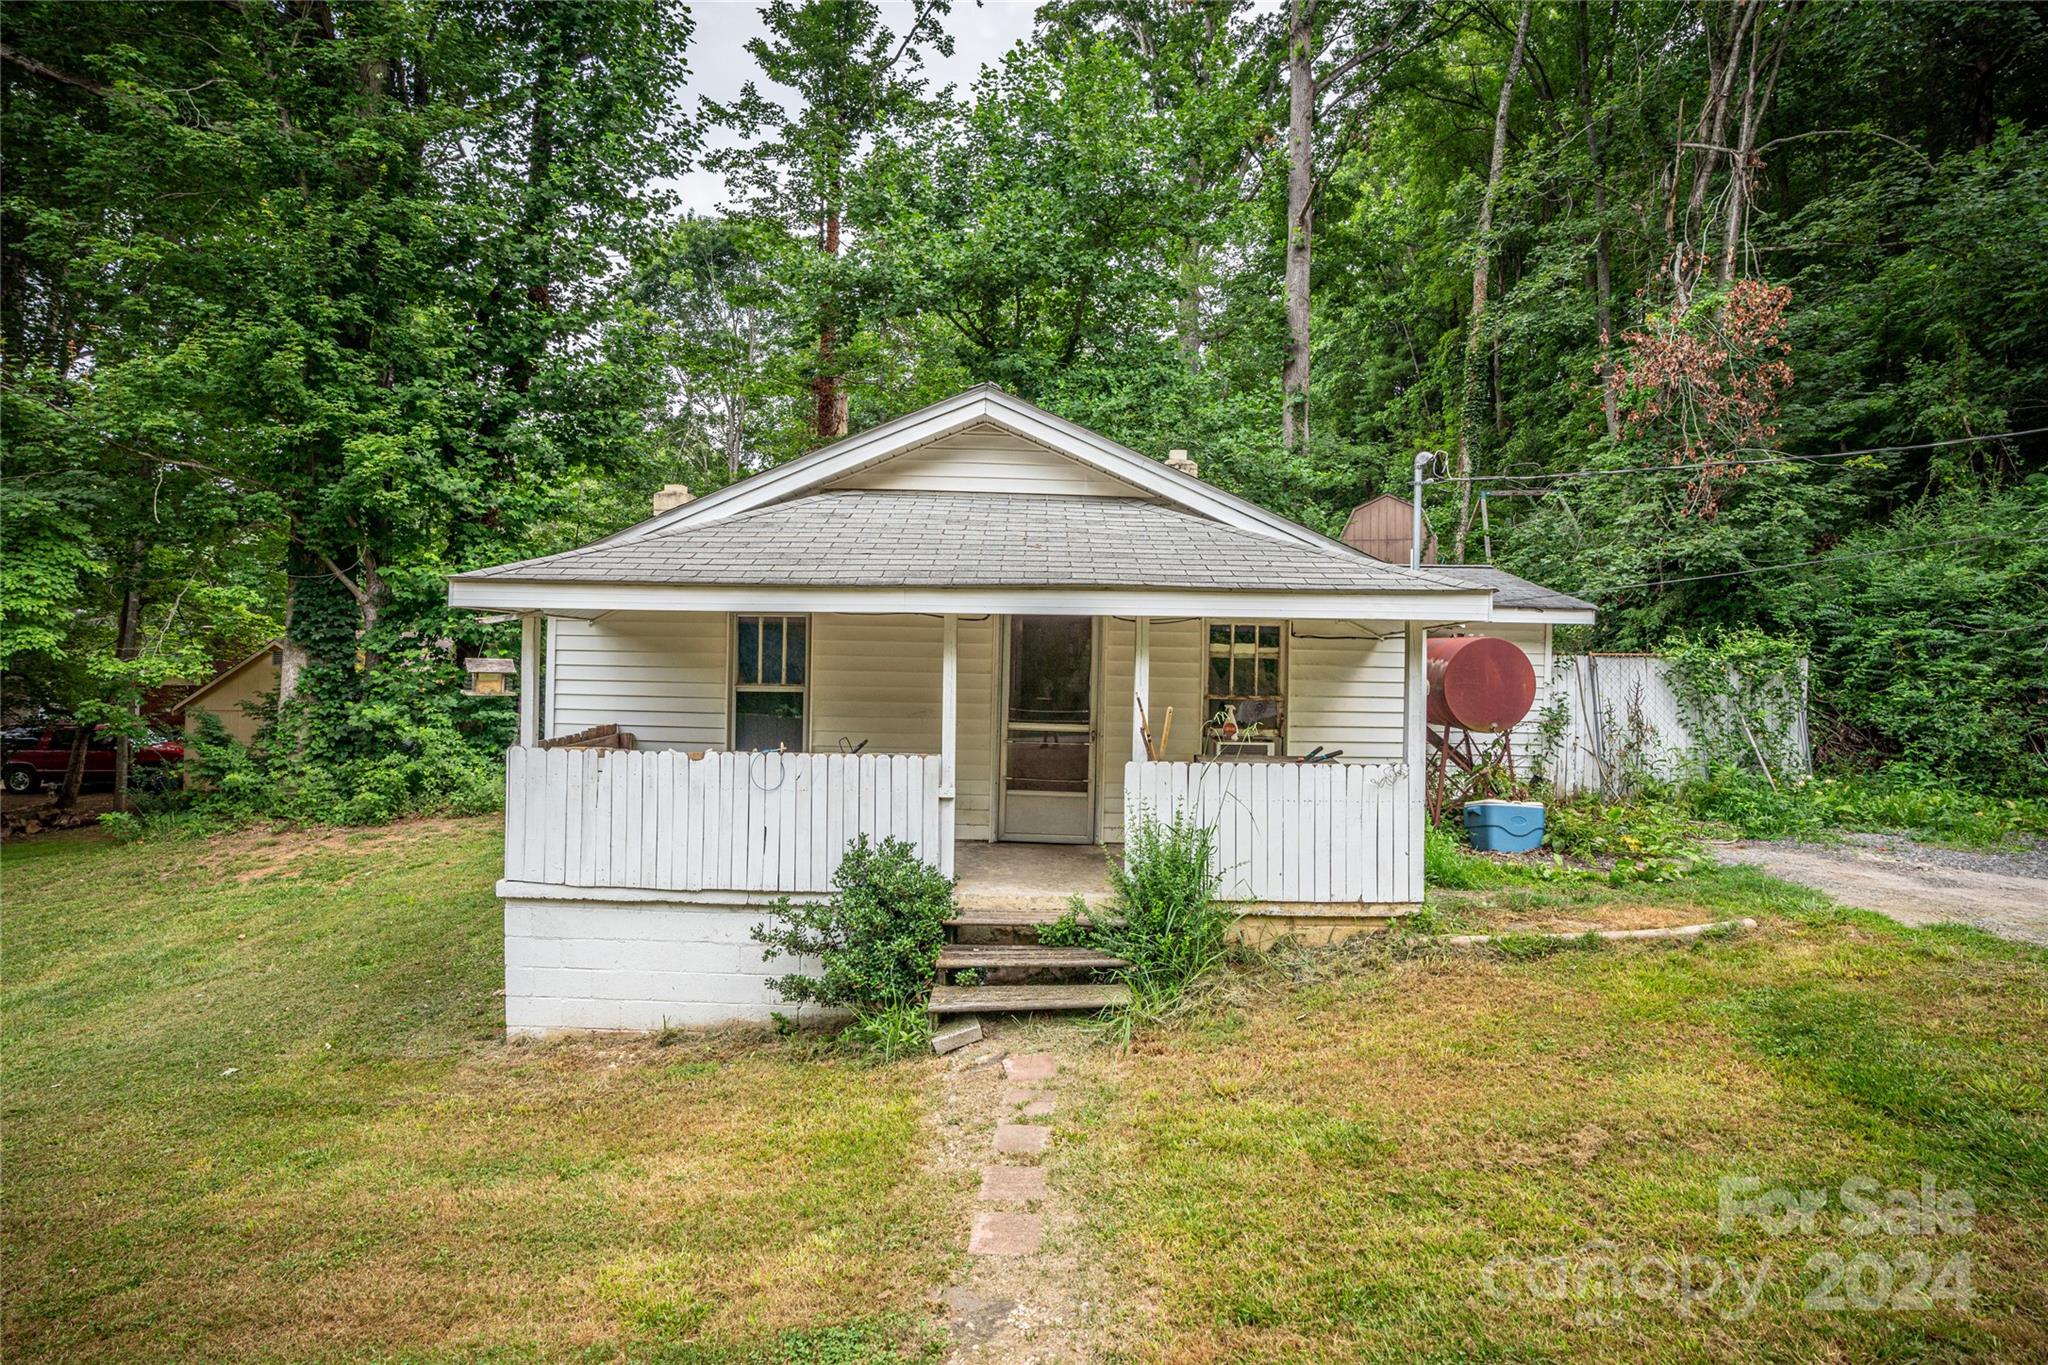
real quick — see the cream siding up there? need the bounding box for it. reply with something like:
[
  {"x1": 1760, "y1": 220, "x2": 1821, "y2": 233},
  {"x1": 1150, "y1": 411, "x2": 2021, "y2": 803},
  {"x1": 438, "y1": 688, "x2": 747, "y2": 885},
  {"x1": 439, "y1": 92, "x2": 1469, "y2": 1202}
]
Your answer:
[
  {"x1": 956, "y1": 617, "x2": 997, "y2": 841},
  {"x1": 548, "y1": 612, "x2": 727, "y2": 750},
  {"x1": 1285, "y1": 625, "x2": 1408, "y2": 761},
  {"x1": 1464, "y1": 621, "x2": 1555, "y2": 767},
  {"x1": 809, "y1": 614, "x2": 941, "y2": 754},
  {"x1": 1098, "y1": 617, "x2": 1204, "y2": 843},
  {"x1": 805, "y1": 613, "x2": 999, "y2": 838},
  {"x1": 825, "y1": 422, "x2": 1151, "y2": 499}
]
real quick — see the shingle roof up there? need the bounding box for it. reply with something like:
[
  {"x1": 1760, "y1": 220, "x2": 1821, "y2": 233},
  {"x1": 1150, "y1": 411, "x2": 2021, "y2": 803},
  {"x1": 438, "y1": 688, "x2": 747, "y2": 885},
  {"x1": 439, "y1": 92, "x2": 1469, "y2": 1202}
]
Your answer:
[
  {"x1": 1425, "y1": 564, "x2": 1596, "y2": 613},
  {"x1": 458, "y1": 490, "x2": 1474, "y2": 594}
]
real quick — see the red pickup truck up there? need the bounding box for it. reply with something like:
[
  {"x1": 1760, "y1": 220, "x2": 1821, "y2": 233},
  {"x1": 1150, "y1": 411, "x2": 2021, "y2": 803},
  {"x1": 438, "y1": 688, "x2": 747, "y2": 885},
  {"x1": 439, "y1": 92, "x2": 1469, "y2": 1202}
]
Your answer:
[{"x1": 2, "y1": 726, "x2": 184, "y2": 795}]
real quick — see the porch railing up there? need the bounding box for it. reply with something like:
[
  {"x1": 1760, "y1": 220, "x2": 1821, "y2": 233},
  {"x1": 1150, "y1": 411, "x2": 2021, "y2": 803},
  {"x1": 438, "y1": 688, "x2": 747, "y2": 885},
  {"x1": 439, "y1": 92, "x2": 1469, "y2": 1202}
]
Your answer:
[
  {"x1": 505, "y1": 746, "x2": 949, "y2": 895},
  {"x1": 1124, "y1": 759, "x2": 1419, "y2": 905}
]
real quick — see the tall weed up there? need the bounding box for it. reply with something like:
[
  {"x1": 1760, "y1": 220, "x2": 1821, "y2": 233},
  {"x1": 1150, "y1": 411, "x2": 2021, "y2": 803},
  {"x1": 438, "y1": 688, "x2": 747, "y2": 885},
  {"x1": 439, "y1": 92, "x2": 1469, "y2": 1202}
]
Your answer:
[{"x1": 1101, "y1": 808, "x2": 1232, "y2": 1009}]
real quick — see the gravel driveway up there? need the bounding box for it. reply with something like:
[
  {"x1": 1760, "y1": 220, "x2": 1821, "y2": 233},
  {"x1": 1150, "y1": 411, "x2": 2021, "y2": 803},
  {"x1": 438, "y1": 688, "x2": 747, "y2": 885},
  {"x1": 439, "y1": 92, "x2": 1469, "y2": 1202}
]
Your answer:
[{"x1": 1715, "y1": 833, "x2": 2048, "y2": 947}]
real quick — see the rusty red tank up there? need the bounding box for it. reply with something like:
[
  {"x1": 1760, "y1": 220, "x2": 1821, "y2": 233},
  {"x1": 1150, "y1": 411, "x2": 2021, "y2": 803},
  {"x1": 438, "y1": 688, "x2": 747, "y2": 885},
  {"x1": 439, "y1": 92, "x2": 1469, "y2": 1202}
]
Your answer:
[{"x1": 1426, "y1": 636, "x2": 1536, "y2": 733}]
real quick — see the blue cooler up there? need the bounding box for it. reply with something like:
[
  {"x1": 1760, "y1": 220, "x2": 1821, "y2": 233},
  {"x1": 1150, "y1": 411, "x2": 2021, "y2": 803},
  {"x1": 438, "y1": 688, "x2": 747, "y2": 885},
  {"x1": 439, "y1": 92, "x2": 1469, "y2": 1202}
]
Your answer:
[{"x1": 1464, "y1": 799, "x2": 1545, "y2": 853}]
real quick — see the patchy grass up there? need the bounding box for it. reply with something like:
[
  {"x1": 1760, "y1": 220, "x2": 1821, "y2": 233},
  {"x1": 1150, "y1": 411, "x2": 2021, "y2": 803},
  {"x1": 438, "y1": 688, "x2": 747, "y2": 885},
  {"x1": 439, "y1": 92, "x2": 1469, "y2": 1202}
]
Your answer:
[
  {"x1": 1422, "y1": 858, "x2": 1823, "y2": 936},
  {"x1": 1, "y1": 820, "x2": 961, "y2": 1362},
  {"x1": 1681, "y1": 769, "x2": 2048, "y2": 850},
  {"x1": 1059, "y1": 877, "x2": 2048, "y2": 1362},
  {"x1": 12, "y1": 817, "x2": 2047, "y2": 1362}
]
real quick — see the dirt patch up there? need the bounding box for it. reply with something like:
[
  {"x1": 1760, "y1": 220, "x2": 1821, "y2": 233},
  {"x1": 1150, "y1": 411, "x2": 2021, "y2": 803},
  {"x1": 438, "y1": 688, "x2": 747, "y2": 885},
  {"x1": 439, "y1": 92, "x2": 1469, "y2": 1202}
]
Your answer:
[
  {"x1": 1459, "y1": 902, "x2": 1724, "y2": 935},
  {"x1": 1716, "y1": 838, "x2": 2048, "y2": 947},
  {"x1": 189, "y1": 816, "x2": 483, "y2": 883}
]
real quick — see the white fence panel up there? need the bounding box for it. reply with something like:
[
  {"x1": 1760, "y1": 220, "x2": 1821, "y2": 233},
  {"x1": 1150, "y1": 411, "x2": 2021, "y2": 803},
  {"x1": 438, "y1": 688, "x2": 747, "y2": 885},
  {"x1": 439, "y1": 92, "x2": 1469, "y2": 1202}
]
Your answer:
[
  {"x1": 1527, "y1": 654, "x2": 1810, "y2": 796},
  {"x1": 504, "y1": 747, "x2": 946, "y2": 894},
  {"x1": 1124, "y1": 760, "x2": 1415, "y2": 904}
]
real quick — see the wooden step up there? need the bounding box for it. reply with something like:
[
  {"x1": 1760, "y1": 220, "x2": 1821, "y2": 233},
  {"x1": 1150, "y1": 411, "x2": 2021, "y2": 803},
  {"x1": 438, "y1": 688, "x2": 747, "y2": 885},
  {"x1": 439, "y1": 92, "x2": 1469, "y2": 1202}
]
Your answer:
[
  {"x1": 936, "y1": 944, "x2": 1129, "y2": 971},
  {"x1": 927, "y1": 983, "x2": 1132, "y2": 1015},
  {"x1": 945, "y1": 905, "x2": 1122, "y2": 928}
]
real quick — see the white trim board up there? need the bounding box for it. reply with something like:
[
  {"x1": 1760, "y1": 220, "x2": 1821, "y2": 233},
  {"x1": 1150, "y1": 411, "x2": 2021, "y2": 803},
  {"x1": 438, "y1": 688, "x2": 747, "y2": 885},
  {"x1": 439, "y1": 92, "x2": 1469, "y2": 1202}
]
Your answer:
[
  {"x1": 1490, "y1": 605, "x2": 1598, "y2": 626},
  {"x1": 450, "y1": 579, "x2": 1499, "y2": 623}
]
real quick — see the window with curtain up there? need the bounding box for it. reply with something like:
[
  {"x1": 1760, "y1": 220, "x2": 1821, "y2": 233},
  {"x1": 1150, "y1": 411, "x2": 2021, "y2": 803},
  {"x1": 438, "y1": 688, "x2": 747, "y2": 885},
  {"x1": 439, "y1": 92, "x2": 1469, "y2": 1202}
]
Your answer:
[{"x1": 734, "y1": 615, "x2": 807, "y2": 751}]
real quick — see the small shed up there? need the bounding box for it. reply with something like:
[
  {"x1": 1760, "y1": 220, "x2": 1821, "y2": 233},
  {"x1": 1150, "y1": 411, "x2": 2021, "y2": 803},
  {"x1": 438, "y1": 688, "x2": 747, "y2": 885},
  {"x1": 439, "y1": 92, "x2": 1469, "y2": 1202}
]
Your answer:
[
  {"x1": 1341, "y1": 493, "x2": 1435, "y2": 565},
  {"x1": 172, "y1": 641, "x2": 281, "y2": 745}
]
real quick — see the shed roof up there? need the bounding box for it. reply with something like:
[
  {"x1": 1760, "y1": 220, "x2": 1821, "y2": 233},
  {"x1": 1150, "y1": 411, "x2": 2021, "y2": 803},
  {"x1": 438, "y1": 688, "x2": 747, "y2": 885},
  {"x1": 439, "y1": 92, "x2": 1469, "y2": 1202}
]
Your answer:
[
  {"x1": 458, "y1": 490, "x2": 1471, "y2": 595},
  {"x1": 172, "y1": 640, "x2": 282, "y2": 713}
]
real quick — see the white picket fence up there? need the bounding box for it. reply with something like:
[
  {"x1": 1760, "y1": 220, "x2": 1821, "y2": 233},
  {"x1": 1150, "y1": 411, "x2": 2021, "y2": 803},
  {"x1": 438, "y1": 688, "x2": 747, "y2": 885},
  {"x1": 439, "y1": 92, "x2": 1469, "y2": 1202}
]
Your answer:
[
  {"x1": 503, "y1": 747, "x2": 949, "y2": 894},
  {"x1": 1124, "y1": 760, "x2": 1419, "y2": 905}
]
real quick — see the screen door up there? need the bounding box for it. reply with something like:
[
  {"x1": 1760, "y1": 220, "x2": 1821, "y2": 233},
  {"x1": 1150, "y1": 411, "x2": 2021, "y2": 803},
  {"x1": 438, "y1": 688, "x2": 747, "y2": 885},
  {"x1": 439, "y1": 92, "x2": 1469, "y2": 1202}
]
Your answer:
[{"x1": 1000, "y1": 615, "x2": 1095, "y2": 842}]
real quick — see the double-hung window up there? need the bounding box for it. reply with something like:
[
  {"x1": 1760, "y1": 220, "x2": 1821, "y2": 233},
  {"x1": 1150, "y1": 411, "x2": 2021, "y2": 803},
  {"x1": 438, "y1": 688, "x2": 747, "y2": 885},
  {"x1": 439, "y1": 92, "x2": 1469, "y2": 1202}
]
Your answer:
[
  {"x1": 734, "y1": 615, "x2": 807, "y2": 751},
  {"x1": 1205, "y1": 622, "x2": 1284, "y2": 755}
]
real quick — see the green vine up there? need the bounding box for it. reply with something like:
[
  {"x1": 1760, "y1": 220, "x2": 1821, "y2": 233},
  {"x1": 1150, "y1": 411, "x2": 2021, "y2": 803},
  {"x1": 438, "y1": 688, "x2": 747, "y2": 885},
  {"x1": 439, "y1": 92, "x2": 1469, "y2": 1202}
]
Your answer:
[{"x1": 1662, "y1": 630, "x2": 1808, "y2": 782}]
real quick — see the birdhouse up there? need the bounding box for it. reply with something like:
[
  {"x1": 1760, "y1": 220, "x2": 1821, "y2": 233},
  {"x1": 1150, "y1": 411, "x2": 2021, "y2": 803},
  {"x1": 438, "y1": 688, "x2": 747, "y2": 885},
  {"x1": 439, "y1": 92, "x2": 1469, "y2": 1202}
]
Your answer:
[{"x1": 463, "y1": 657, "x2": 517, "y2": 697}]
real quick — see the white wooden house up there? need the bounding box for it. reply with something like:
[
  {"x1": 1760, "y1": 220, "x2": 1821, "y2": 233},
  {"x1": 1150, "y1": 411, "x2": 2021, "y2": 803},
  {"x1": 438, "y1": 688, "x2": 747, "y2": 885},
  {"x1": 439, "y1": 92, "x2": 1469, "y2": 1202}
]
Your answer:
[{"x1": 449, "y1": 386, "x2": 1593, "y2": 1034}]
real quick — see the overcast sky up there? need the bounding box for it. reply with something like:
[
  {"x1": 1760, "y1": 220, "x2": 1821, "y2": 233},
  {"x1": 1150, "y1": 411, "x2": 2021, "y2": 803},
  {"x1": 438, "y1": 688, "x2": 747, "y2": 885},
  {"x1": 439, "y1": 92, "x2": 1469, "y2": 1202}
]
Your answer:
[{"x1": 674, "y1": 1, "x2": 1046, "y2": 217}]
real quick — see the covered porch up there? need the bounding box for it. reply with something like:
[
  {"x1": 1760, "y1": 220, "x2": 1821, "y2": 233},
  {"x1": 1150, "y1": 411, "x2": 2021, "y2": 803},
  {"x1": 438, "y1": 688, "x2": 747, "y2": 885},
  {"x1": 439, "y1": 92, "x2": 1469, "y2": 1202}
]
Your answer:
[{"x1": 491, "y1": 604, "x2": 1444, "y2": 911}]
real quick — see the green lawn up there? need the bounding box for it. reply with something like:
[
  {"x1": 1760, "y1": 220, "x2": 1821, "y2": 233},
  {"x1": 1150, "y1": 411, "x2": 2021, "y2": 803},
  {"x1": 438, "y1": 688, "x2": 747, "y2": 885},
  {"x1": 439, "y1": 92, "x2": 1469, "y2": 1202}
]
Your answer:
[
  {"x1": 6, "y1": 822, "x2": 2046, "y2": 1362},
  {"x1": 1057, "y1": 868, "x2": 2048, "y2": 1361},
  {"x1": 1, "y1": 820, "x2": 964, "y2": 1362}
]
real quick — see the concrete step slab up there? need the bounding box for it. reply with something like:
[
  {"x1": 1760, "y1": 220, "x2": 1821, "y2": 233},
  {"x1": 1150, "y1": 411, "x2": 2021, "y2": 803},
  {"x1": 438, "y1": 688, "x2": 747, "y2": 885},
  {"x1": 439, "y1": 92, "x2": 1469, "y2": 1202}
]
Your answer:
[
  {"x1": 968, "y1": 1211, "x2": 1043, "y2": 1256},
  {"x1": 978, "y1": 1166, "x2": 1049, "y2": 1203}
]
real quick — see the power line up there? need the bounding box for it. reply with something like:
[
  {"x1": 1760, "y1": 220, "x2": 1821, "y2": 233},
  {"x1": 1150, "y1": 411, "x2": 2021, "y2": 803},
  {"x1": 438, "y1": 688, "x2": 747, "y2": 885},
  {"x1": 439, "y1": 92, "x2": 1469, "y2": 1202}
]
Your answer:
[
  {"x1": 1593, "y1": 526, "x2": 2048, "y2": 596},
  {"x1": 1433, "y1": 426, "x2": 2048, "y2": 487}
]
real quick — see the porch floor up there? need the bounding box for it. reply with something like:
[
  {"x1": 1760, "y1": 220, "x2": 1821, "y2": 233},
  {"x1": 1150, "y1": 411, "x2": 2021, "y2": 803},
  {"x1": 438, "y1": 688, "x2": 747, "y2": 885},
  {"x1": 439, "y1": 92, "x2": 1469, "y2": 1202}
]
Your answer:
[{"x1": 953, "y1": 841, "x2": 1116, "y2": 911}]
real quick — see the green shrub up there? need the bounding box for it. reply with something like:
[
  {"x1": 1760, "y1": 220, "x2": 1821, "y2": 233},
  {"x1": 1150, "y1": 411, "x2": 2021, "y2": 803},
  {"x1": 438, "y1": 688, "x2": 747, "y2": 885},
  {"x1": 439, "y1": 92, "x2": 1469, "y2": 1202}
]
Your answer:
[
  {"x1": 1756, "y1": 485, "x2": 2048, "y2": 796},
  {"x1": 1100, "y1": 809, "x2": 1231, "y2": 1006},
  {"x1": 169, "y1": 709, "x2": 504, "y2": 830},
  {"x1": 1035, "y1": 897, "x2": 1096, "y2": 948},
  {"x1": 94, "y1": 810, "x2": 144, "y2": 842},
  {"x1": 751, "y1": 836, "x2": 957, "y2": 1012},
  {"x1": 1545, "y1": 798, "x2": 1706, "y2": 883}
]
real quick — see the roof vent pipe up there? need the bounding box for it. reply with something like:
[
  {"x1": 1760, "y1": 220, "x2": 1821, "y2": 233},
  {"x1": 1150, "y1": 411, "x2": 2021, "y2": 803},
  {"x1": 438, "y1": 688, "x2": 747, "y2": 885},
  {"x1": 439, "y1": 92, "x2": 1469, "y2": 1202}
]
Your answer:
[
  {"x1": 653, "y1": 483, "x2": 693, "y2": 515},
  {"x1": 1165, "y1": 448, "x2": 1199, "y2": 478}
]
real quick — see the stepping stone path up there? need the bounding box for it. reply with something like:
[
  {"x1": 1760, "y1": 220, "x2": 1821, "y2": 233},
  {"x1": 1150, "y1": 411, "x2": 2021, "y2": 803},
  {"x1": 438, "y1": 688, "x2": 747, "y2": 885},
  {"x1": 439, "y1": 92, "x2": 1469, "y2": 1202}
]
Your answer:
[{"x1": 968, "y1": 1052, "x2": 1062, "y2": 1258}]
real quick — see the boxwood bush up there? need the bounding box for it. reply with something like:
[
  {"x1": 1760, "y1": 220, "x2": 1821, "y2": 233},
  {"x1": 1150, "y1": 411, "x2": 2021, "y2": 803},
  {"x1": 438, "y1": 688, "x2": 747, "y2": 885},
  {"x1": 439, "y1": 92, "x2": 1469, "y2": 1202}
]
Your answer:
[{"x1": 751, "y1": 835, "x2": 956, "y2": 1013}]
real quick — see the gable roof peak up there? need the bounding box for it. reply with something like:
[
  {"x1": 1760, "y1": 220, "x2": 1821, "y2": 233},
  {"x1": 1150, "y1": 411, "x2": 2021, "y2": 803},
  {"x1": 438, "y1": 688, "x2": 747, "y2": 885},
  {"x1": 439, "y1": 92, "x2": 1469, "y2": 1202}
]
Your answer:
[{"x1": 598, "y1": 385, "x2": 1350, "y2": 557}]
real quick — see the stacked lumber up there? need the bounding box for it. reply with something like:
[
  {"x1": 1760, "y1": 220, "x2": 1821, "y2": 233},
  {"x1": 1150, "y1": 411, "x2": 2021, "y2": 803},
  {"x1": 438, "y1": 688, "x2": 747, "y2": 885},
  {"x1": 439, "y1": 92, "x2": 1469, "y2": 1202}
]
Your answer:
[{"x1": 537, "y1": 723, "x2": 637, "y2": 751}]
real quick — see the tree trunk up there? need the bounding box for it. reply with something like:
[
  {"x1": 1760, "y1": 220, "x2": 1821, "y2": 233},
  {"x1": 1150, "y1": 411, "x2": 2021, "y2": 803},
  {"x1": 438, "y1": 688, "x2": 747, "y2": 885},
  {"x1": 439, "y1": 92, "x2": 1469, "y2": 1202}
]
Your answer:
[
  {"x1": 110, "y1": 545, "x2": 144, "y2": 813},
  {"x1": 1452, "y1": 1, "x2": 1532, "y2": 562},
  {"x1": 1281, "y1": 0, "x2": 1315, "y2": 453},
  {"x1": 1176, "y1": 237, "x2": 1204, "y2": 374},
  {"x1": 54, "y1": 726, "x2": 90, "y2": 811},
  {"x1": 1674, "y1": 0, "x2": 1759, "y2": 309},
  {"x1": 730, "y1": 315, "x2": 756, "y2": 476},
  {"x1": 278, "y1": 641, "x2": 306, "y2": 710},
  {"x1": 813, "y1": 201, "x2": 846, "y2": 439},
  {"x1": 1579, "y1": 1, "x2": 1620, "y2": 440},
  {"x1": 1717, "y1": 2, "x2": 1798, "y2": 287},
  {"x1": 358, "y1": 552, "x2": 385, "y2": 670},
  {"x1": 278, "y1": 539, "x2": 315, "y2": 714}
]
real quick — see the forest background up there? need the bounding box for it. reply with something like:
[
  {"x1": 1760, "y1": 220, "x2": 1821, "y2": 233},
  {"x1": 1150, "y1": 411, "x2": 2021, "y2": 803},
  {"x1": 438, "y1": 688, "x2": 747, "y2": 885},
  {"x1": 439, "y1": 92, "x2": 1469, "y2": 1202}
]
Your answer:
[{"x1": 3, "y1": 0, "x2": 2042, "y2": 821}]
